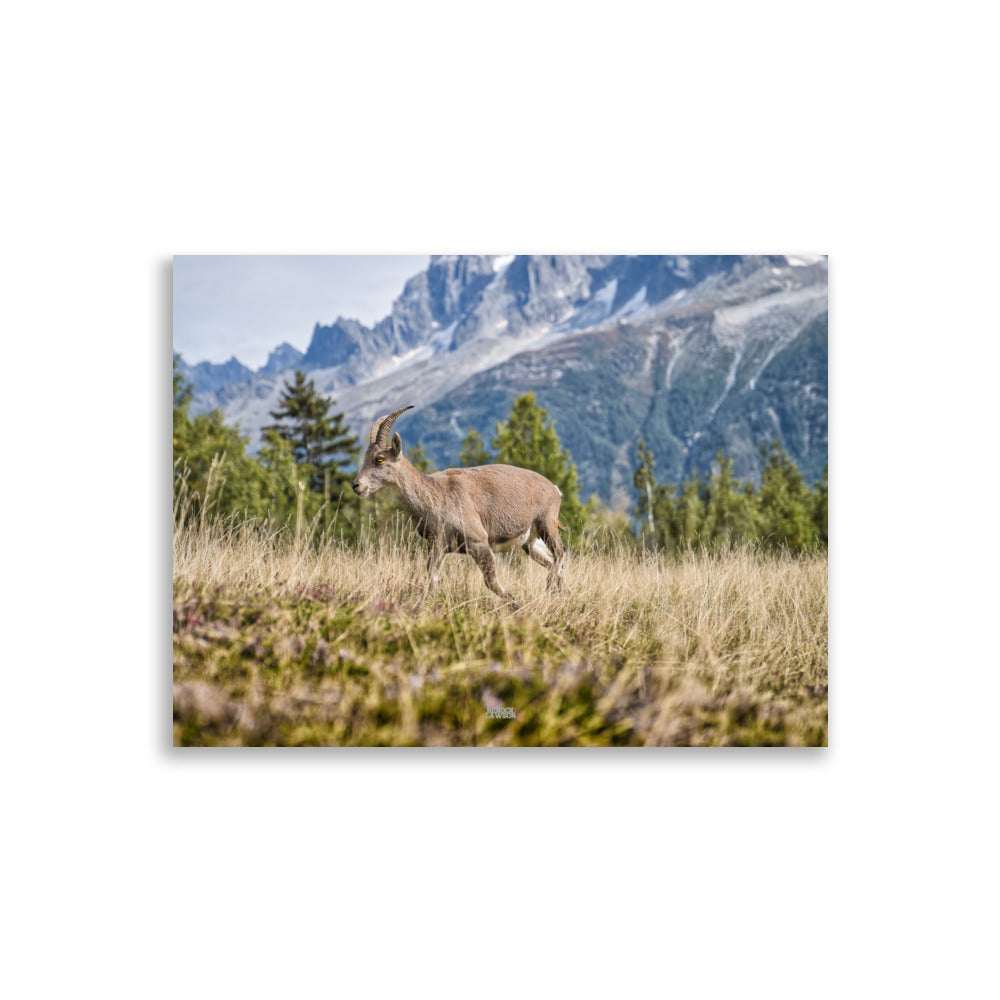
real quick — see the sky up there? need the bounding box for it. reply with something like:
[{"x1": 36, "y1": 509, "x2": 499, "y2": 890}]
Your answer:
[{"x1": 173, "y1": 255, "x2": 430, "y2": 370}]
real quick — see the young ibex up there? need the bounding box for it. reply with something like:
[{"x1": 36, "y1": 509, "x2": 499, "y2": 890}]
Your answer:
[{"x1": 352, "y1": 405, "x2": 566, "y2": 603}]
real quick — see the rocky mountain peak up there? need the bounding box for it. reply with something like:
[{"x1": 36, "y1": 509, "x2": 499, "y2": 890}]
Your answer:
[
  {"x1": 302, "y1": 316, "x2": 372, "y2": 371},
  {"x1": 258, "y1": 342, "x2": 304, "y2": 375}
]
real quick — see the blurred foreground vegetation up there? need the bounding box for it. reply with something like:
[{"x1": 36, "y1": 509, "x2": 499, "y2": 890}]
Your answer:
[{"x1": 173, "y1": 514, "x2": 827, "y2": 747}]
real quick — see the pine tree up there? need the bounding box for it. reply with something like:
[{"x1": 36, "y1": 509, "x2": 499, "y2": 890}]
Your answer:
[
  {"x1": 812, "y1": 464, "x2": 828, "y2": 545},
  {"x1": 459, "y1": 428, "x2": 491, "y2": 467},
  {"x1": 407, "y1": 442, "x2": 437, "y2": 474},
  {"x1": 757, "y1": 440, "x2": 819, "y2": 551},
  {"x1": 654, "y1": 483, "x2": 679, "y2": 551},
  {"x1": 264, "y1": 371, "x2": 360, "y2": 495},
  {"x1": 672, "y1": 474, "x2": 707, "y2": 548},
  {"x1": 633, "y1": 437, "x2": 658, "y2": 540},
  {"x1": 632, "y1": 437, "x2": 689, "y2": 552},
  {"x1": 173, "y1": 356, "x2": 193, "y2": 414},
  {"x1": 173, "y1": 356, "x2": 270, "y2": 523},
  {"x1": 582, "y1": 494, "x2": 636, "y2": 554},
  {"x1": 492, "y1": 393, "x2": 584, "y2": 540},
  {"x1": 629, "y1": 430, "x2": 827, "y2": 554},
  {"x1": 255, "y1": 428, "x2": 304, "y2": 527},
  {"x1": 704, "y1": 453, "x2": 758, "y2": 549},
  {"x1": 173, "y1": 356, "x2": 195, "y2": 463}
]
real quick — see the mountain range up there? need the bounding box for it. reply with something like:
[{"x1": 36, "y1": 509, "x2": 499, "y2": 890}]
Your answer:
[{"x1": 175, "y1": 254, "x2": 828, "y2": 506}]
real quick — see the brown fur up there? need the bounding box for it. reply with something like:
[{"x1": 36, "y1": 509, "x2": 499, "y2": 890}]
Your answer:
[{"x1": 352, "y1": 412, "x2": 565, "y2": 603}]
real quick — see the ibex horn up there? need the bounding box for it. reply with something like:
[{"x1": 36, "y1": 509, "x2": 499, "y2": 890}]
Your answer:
[{"x1": 370, "y1": 405, "x2": 414, "y2": 447}]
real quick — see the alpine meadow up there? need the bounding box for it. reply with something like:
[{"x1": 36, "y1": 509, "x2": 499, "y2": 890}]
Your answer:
[{"x1": 173, "y1": 255, "x2": 828, "y2": 747}]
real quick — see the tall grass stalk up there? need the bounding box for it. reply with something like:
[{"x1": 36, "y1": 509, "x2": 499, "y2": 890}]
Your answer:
[{"x1": 173, "y1": 507, "x2": 828, "y2": 746}]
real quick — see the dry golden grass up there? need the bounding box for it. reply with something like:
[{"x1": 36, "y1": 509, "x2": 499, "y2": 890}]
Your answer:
[{"x1": 173, "y1": 517, "x2": 828, "y2": 746}]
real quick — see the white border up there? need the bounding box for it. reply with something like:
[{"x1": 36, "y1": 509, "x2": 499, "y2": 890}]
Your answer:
[{"x1": 5, "y1": 1, "x2": 994, "y2": 996}]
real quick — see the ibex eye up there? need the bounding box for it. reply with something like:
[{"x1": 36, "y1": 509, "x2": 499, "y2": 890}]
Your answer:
[{"x1": 375, "y1": 456, "x2": 385, "y2": 464}]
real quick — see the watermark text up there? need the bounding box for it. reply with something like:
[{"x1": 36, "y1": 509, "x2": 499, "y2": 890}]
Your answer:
[{"x1": 485, "y1": 706, "x2": 516, "y2": 719}]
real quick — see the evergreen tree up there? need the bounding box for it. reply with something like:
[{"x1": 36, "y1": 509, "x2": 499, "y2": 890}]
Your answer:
[
  {"x1": 582, "y1": 494, "x2": 636, "y2": 554},
  {"x1": 264, "y1": 370, "x2": 360, "y2": 495},
  {"x1": 633, "y1": 437, "x2": 657, "y2": 540},
  {"x1": 672, "y1": 474, "x2": 707, "y2": 548},
  {"x1": 812, "y1": 464, "x2": 828, "y2": 545},
  {"x1": 173, "y1": 356, "x2": 193, "y2": 417},
  {"x1": 630, "y1": 431, "x2": 828, "y2": 555},
  {"x1": 407, "y1": 442, "x2": 437, "y2": 474},
  {"x1": 459, "y1": 428, "x2": 491, "y2": 467},
  {"x1": 632, "y1": 437, "x2": 687, "y2": 552},
  {"x1": 492, "y1": 393, "x2": 584, "y2": 540},
  {"x1": 172, "y1": 357, "x2": 270, "y2": 522},
  {"x1": 704, "y1": 453, "x2": 759, "y2": 549},
  {"x1": 654, "y1": 483, "x2": 679, "y2": 551},
  {"x1": 255, "y1": 428, "x2": 305, "y2": 527},
  {"x1": 757, "y1": 440, "x2": 819, "y2": 551}
]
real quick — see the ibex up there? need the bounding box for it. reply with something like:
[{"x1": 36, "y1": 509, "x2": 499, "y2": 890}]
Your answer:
[{"x1": 352, "y1": 405, "x2": 566, "y2": 603}]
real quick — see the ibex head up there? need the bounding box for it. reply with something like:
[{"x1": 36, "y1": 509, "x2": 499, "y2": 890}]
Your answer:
[{"x1": 351, "y1": 405, "x2": 414, "y2": 497}]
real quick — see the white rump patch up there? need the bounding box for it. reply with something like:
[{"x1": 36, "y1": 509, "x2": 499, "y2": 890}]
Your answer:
[
  {"x1": 530, "y1": 538, "x2": 554, "y2": 565},
  {"x1": 494, "y1": 529, "x2": 532, "y2": 553}
]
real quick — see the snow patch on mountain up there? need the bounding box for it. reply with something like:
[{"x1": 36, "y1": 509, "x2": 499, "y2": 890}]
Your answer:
[
  {"x1": 612, "y1": 285, "x2": 648, "y2": 322},
  {"x1": 374, "y1": 320, "x2": 459, "y2": 379},
  {"x1": 387, "y1": 344, "x2": 434, "y2": 370},
  {"x1": 641, "y1": 332, "x2": 658, "y2": 375},
  {"x1": 713, "y1": 285, "x2": 827, "y2": 340},
  {"x1": 430, "y1": 320, "x2": 458, "y2": 350},
  {"x1": 556, "y1": 278, "x2": 618, "y2": 332}
]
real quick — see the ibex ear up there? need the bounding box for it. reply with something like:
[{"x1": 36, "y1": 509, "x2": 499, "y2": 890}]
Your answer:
[{"x1": 391, "y1": 432, "x2": 402, "y2": 457}]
